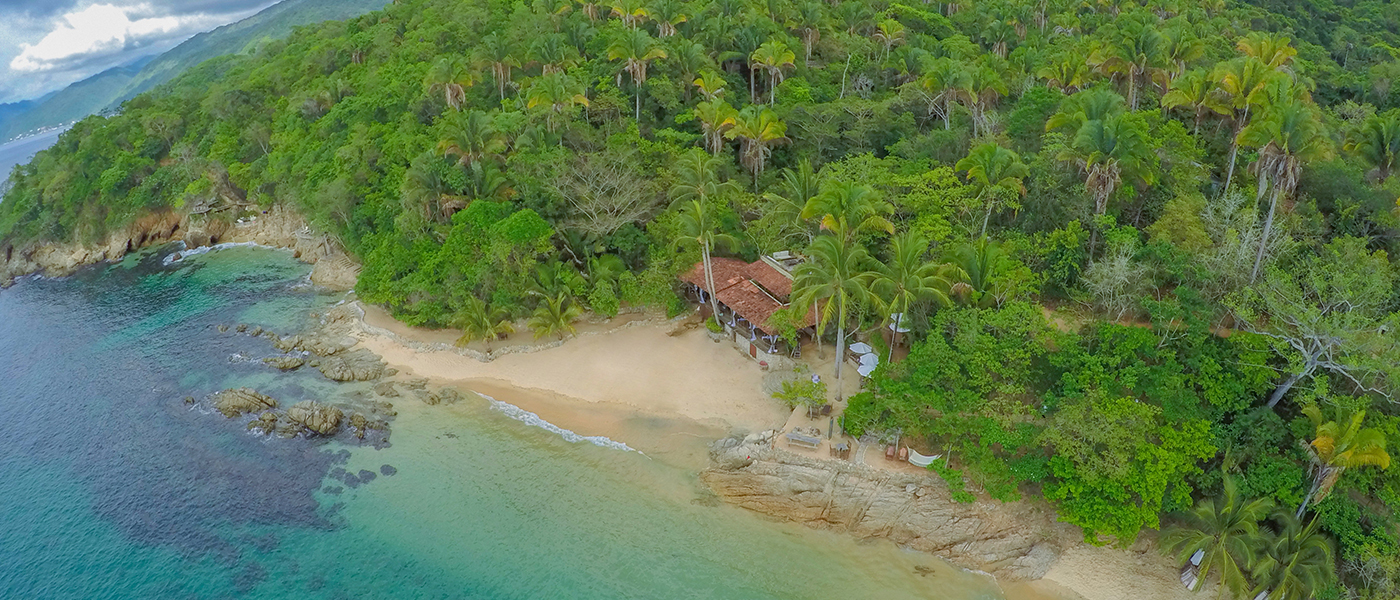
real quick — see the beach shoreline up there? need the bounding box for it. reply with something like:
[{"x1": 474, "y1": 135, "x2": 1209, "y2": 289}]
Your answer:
[{"x1": 343, "y1": 300, "x2": 1206, "y2": 600}]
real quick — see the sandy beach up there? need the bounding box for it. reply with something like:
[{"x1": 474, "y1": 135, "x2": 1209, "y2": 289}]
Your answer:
[{"x1": 351, "y1": 302, "x2": 1206, "y2": 600}]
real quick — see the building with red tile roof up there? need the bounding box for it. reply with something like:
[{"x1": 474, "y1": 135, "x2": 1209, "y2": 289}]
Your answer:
[{"x1": 679, "y1": 256, "x2": 816, "y2": 340}]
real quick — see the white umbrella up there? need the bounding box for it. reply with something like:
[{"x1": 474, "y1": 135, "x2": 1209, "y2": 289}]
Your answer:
[
  {"x1": 857, "y1": 363, "x2": 877, "y2": 377},
  {"x1": 848, "y1": 342, "x2": 873, "y2": 354},
  {"x1": 888, "y1": 313, "x2": 911, "y2": 333},
  {"x1": 859, "y1": 353, "x2": 879, "y2": 367}
]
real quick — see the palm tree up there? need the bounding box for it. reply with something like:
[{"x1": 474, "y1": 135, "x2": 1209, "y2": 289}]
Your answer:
[
  {"x1": 694, "y1": 98, "x2": 737, "y2": 156},
  {"x1": 956, "y1": 143, "x2": 1029, "y2": 237},
  {"x1": 529, "y1": 293, "x2": 584, "y2": 340},
  {"x1": 670, "y1": 42, "x2": 712, "y2": 102},
  {"x1": 1036, "y1": 51, "x2": 1091, "y2": 93},
  {"x1": 648, "y1": 0, "x2": 687, "y2": 36},
  {"x1": 944, "y1": 237, "x2": 1015, "y2": 308},
  {"x1": 1236, "y1": 97, "x2": 1329, "y2": 283},
  {"x1": 693, "y1": 70, "x2": 728, "y2": 101},
  {"x1": 607, "y1": 28, "x2": 667, "y2": 121},
  {"x1": 1162, "y1": 25, "x2": 1205, "y2": 81},
  {"x1": 1297, "y1": 404, "x2": 1391, "y2": 517},
  {"x1": 670, "y1": 149, "x2": 738, "y2": 205},
  {"x1": 525, "y1": 72, "x2": 589, "y2": 133},
  {"x1": 870, "y1": 231, "x2": 953, "y2": 360},
  {"x1": 529, "y1": 33, "x2": 581, "y2": 74},
  {"x1": 761, "y1": 159, "x2": 823, "y2": 246},
  {"x1": 800, "y1": 179, "x2": 895, "y2": 242},
  {"x1": 958, "y1": 64, "x2": 1007, "y2": 138},
  {"x1": 1213, "y1": 57, "x2": 1279, "y2": 192},
  {"x1": 1097, "y1": 20, "x2": 1169, "y2": 110},
  {"x1": 400, "y1": 151, "x2": 453, "y2": 223},
  {"x1": 1251, "y1": 511, "x2": 1335, "y2": 600},
  {"x1": 1162, "y1": 69, "x2": 1228, "y2": 135},
  {"x1": 873, "y1": 18, "x2": 907, "y2": 63},
  {"x1": 1162, "y1": 476, "x2": 1274, "y2": 599},
  {"x1": 610, "y1": 0, "x2": 649, "y2": 28},
  {"x1": 531, "y1": 261, "x2": 586, "y2": 298},
  {"x1": 792, "y1": 234, "x2": 874, "y2": 400},
  {"x1": 1058, "y1": 112, "x2": 1155, "y2": 250},
  {"x1": 474, "y1": 32, "x2": 521, "y2": 101},
  {"x1": 724, "y1": 105, "x2": 787, "y2": 182},
  {"x1": 1237, "y1": 32, "x2": 1298, "y2": 73},
  {"x1": 438, "y1": 110, "x2": 507, "y2": 167},
  {"x1": 675, "y1": 198, "x2": 738, "y2": 328},
  {"x1": 1045, "y1": 87, "x2": 1127, "y2": 133},
  {"x1": 750, "y1": 40, "x2": 796, "y2": 105},
  {"x1": 453, "y1": 296, "x2": 516, "y2": 351},
  {"x1": 790, "y1": 2, "x2": 823, "y2": 63},
  {"x1": 1344, "y1": 109, "x2": 1400, "y2": 183},
  {"x1": 915, "y1": 58, "x2": 968, "y2": 129},
  {"x1": 423, "y1": 56, "x2": 476, "y2": 111}
]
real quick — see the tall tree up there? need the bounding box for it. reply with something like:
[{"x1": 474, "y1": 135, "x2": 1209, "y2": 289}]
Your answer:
[
  {"x1": 475, "y1": 32, "x2": 521, "y2": 101},
  {"x1": 1251, "y1": 511, "x2": 1335, "y2": 599},
  {"x1": 423, "y1": 56, "x2": 476, "y2": 111},
  {"x1": 525, "y1": 72, "x2": 590, "y2": 133},
  {"x1": 1344, "y1": 109, "x2": 1400, "y2": 183},
  {"x1": 1236, "y1": 97, "x2": 1329, "y2": 283},
  {"x1": 529, "y1": 293, "x2": 585, "y2": 340},
  {"x1": 437, "y1": 110, "x2": 507, "y2": 167},
  {"x1": 1162, "y1": 69, "x2": 1228, "y2": 135},
  {"x1": 1228, "y1": 237, "x2": 1400, "y2": 408},
  {"x1": 1056, "y1": 111, "x2": 1155, "y2": 249},
  {"x1": 956, "y1": 142, "x2": 1029, "y2": 236},
  {"x1": 750, "y1": 39, "x2": 796, "y2": 105},
  {"x1": 1297, "y1": 404, "x2": 1391, "y2": 517},
  {"x1": 800, "y1": 179, "x2": 895, "y2": 242},
  {"x1": 724, "y1": 105, "x2": 787, "y2": 182},
  {"x1": 792, "y1": 234, "x2": 874, "y2": 399},
  {"x1": 675, "y1": 198, "x2": 738, "y2": 328},
  {"x1": 694, "y1": 98, "x2": 737, "y2": 155},
  {"x1": 607, "y1": 28, "x2": 668, "y2": 121},
  {"x1": 1162, "y1": 476, "x2": 1274, "y2": 599},
  {"x1": 761, "y1": 159, "x2": 823, "y2": 246},
  {"x1": 1213, "y1": 57, "x2": 1278, "y2": 192},
  {"x1": 869, "y1": 231, "x2": 953, "y2": 360}
]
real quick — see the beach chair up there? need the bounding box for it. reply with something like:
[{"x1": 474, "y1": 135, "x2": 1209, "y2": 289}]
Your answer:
[{"x1": 906, "y1": 448, "x2": 941, "y2": 468}]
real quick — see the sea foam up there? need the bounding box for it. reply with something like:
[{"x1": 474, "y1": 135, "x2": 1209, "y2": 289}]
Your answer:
[
  {"x1": 162, "y1": 241, "x2": 282, "y2": 266},
  {"x1": 481, "y1": 393, "x2": 641, "y2": 454}
]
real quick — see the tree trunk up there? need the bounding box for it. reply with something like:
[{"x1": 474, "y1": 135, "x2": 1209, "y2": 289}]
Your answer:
[
  {"x1": 981, "y1": 198, "x2": 994, "y2": 237},
  {"x1": 1267, "y1": 356, "x2": 1316, "y2": 408},
  {"x1": 1250, "y1": 185, "x2": 1279, "y2": 284},
  {"x1": 1223, "y1": 110, "x2": 1246, "y2": 192},
  {"x1": 1296, "y1": 468, "x2": 1331, "y2": 518},
  {"x1": 835, "y1": 320, "x2": 846, "y2": 401},
  {"x1": 703, "y1": 243, "x2": 722, "y2": 328},
  {"x1": 945, "y1": 96, "x2": 953, "y2": 130},
  {"x1": 635, "y1": 87, "x2": 642, "y2": 122},
  {"x1": 814, "y1": 298, "x2": 823, "y2": 359}
]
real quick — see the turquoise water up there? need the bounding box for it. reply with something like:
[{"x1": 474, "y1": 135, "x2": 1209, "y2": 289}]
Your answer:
[{"x1": 0, "y1": 246, "x2": 1013, "y2": 599}]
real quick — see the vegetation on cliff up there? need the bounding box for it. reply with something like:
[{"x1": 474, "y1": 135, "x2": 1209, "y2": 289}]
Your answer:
[{"x1": 3, "y1": 0, "x2": 1400, "y2": 595}]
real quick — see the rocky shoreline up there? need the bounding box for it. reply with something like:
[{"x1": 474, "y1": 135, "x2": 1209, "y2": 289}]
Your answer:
[
  {"x1": 702, "y1": 434, "x2": 1076, "y2": 583},
  {"x1": 0, "y1": 205, "x2": 359, "y2": 290}
]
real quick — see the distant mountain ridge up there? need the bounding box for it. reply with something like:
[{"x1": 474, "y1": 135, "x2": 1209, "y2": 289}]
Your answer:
[{"x1": 0, "y1": 0, "x2": 386, "y2": 142}]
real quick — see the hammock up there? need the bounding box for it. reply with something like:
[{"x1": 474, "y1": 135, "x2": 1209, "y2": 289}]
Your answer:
[{"x1": 906, "y1": 448, "x2": 941, "y2": 468}]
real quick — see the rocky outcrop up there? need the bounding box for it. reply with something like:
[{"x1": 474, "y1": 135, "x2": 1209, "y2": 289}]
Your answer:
[
  {"x1": 1, "y1": 205, "x2": 358, "y2": 290},
  {"x1": 262, "y1": 356, "x2": 305, "y2": 371},
  {"x1": 213, "y1": 388, "x2": 278, "y2": 417},
  {"x1": 312, "y1": 348, "x2": 385, "y2": 382},
  {"x1": 285, "y1": 401, "x2": 344, "y2": 436},
  {"x1": 702, "y1": 437, "x2": 1068, "y2": 582}
]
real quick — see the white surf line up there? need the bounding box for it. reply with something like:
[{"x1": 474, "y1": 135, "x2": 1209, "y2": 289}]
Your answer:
[{"x1": 479, "y1": 392, "x2": 645, "y2": 456}]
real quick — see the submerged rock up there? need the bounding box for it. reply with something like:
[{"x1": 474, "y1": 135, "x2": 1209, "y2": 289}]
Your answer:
[
  {"x1": 248, "y1": 326, "x2": 263, "y2": 337},
  {"x1": 357, "y1": 469, "x2": 377, "y2": 483},
  {"x1": 380, "y1": 464, "x2": 397, "y2": 476},
  {"x1": 247, "y1": 412, "x2": 280, "y2": 434},
  {"x1": 262, "y1": 356, "x2": 305, "y2": 371},
  {"x1": 213, "y1": 388, "x2": 278, "y2": 418},
  {"x1": 372, "y1": 381, "x2": 399, "y2": 398},
  {"x1": 285, "y1": 401, "x2": 344, "y2": 436},
  {"x1": 235, "y1": 324, "x2": 248, "y2": 333},
  {"x1": 314, "y1": 348, "x2": 385, "y2": 382},
  {"x1": 217, "y1": 324, "x2": 230, "y2": 333}
]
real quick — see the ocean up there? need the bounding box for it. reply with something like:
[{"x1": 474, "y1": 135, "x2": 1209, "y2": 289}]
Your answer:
[
  {"x1": 0, "y1": 245, "x2": 1018, "y2": 599},
  {"x1": 0, "y1": 127, "x2": 67, "y2": 192}
]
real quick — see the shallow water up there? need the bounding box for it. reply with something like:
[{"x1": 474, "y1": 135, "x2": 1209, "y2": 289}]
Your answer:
[{"x1": 0, "y1": 246, "x2": 1016, "y2": 599}]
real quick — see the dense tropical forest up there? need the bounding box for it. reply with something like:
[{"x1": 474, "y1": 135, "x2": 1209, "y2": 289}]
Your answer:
[{"x1": 2, "y1": 0, "x2": 1400, "y2": 595}]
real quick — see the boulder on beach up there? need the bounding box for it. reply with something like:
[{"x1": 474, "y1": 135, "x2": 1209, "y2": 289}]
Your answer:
[
  {"x1": 262, "y1": 356, "x2": 305, "y2": 371},
  {"x1": 285, "y1": 401, "x2": 344, "y2": 436},
  {"x1": 247, "y1": 412, "x2": 280, "y2": 434},
  {"x1": 213, "y1": 388, "x2": 278, "y2": 417},
  {"x1": 315, "y1": 348, "x2": 385, "y2": 382}
]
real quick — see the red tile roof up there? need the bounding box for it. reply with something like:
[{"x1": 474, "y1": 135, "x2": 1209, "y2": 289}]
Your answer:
[{"x1": 680, "y1": 258, "x2": 815, "y2": 334}]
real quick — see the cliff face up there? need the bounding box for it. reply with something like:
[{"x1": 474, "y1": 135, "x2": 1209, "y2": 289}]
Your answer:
[
  {"x1": 701, "y1": 437, "x2": 1075, "y2": 582},
  {"x1": 0, "y1": 205, "x2": 358, "y2": 290}
]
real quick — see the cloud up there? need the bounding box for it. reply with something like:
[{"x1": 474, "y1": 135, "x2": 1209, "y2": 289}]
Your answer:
[{"x1": 9, "y1": 3, "x2": 231, "y2": 73}]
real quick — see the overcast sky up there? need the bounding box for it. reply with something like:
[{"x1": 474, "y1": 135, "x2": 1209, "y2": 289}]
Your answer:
[{"x1": 0, "y1": 0, "x2": 281, "y2": 105}]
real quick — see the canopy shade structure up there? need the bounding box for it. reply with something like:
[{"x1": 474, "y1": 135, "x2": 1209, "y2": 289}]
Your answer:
[
  {"x1": 859, "y1": 353, "x2": 879, "y2": 367},
  {"x1": 888, "y1": 313, "x2": 911, "y2": 333},
  {"x1": 857, "y1": 363, "x2": 877, "y2": 378},
  {"x1": 848, "y1": 342, "x2": 873, "y2": 354}
]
